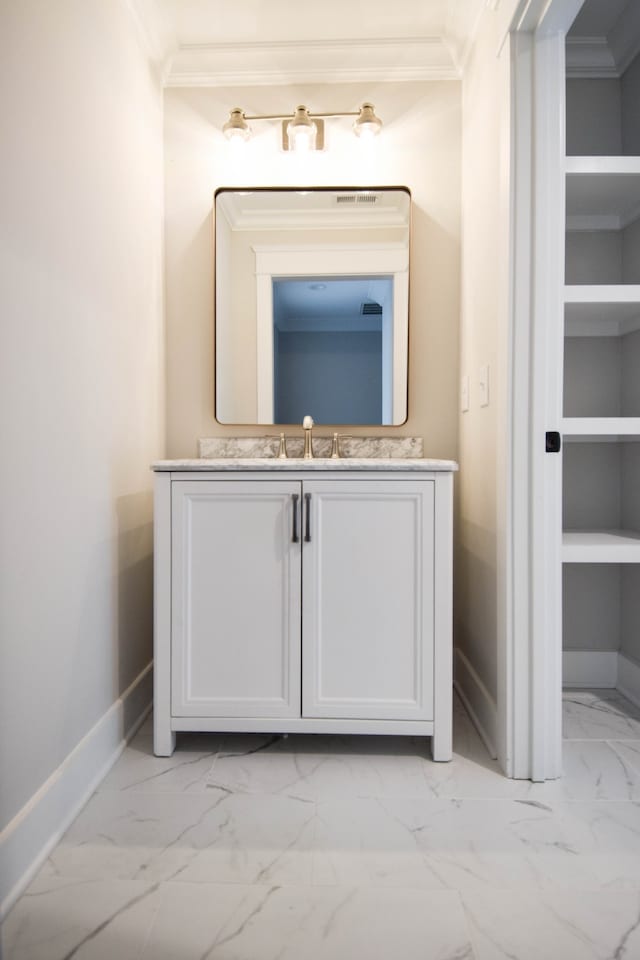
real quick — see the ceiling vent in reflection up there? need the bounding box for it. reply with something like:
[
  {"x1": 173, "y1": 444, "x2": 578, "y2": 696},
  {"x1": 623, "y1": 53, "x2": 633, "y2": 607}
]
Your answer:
[
  {"x1": 336, "y1": 193, "x2": 380, "y2": 204},
  {"x1": 360, "y1": 301, "x2": 383, "y2": 315}
]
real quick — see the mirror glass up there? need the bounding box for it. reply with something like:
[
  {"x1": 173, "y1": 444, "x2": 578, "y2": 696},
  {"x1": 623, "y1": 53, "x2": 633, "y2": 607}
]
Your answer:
[{"x1": 214, "y1": 187, "x2": 411, "y2": 425}]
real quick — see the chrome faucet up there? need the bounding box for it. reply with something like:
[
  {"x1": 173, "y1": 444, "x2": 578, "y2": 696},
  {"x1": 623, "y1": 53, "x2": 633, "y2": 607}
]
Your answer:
[{"x1": 302, "y1": 415, "x2": 314, "y2": 459}]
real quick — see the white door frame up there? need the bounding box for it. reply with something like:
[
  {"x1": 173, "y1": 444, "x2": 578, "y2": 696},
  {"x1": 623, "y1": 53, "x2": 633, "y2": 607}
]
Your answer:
[
  {"x1": 253, "y1": 243, "x2": 409, "y2": 424},
  {"x1": 505, "y1": 0, "x2": 584, "y2": 779}
]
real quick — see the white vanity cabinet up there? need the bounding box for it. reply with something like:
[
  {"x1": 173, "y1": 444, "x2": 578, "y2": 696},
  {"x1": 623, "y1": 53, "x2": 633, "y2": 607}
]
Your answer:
[{"x1": 153, "y1": 462, "x2": 456, "y2": 760}]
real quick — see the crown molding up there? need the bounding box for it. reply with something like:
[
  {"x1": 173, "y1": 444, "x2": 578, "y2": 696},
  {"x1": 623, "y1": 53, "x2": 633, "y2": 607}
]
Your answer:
[
  {"x1": 164, "y1": 37, "x2": 459, "y2": 87},
  {"x1": 445, "y1": 0, "x2": 490, "y2": 73},
  {"x1": 123, "y1": 0, "x2": 174, "y2": 67},
  {"x1": 566, "y1": 11, "x2": 640, "y2": 81},
  {"x1": 565, "y1": 37, "x2": 618, "y2": 77}
]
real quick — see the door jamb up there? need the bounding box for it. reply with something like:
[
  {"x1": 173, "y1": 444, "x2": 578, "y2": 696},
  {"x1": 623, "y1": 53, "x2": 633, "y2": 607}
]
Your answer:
[{"x1": 506, "y1": 0, "x2": 583, "y2": 780}]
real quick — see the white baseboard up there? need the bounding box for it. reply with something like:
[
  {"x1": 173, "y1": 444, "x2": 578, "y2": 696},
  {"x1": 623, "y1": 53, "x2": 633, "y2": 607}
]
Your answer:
[
  {"x1": 562, "y1": 650, "x2": 618, "y2": 688},
  {"x1": 453, "y1": 648, "x2": 498, "y2": 759},
  {"x1": 0, "y1": 661, "x2": 153, "y2": 921},
  {"x1": 616, "y1": 653, "x2": 640, "y2": 711},
  {"x1": 562, "y1": 650, "x2": 640, "y2": 712}
]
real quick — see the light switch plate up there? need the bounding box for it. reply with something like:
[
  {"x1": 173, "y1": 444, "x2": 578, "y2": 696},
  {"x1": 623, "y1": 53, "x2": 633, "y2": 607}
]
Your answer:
[
  {"x1": 461, "y1": 374, "x2": 469, "y2": 412},
  {"x1": 479, "y1": 364, "x2": 490, "y2": 407}
]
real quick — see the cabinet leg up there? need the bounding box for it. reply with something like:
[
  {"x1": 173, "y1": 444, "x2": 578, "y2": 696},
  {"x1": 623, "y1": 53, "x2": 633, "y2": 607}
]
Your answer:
[
  {"x1": 154, "y1": 721, "x2": 176, "y2": 757},
  {"x1": 431, "y1": 732, "x2": 452, "y2": 762}
]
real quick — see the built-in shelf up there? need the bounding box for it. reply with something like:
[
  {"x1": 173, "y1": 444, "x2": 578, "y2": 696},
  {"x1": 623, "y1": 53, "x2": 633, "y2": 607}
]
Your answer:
[
  {"x1": 565, "y1": 159, "x2": 640, "y2": 229},
  {"x1": 562, "y1": 418, "x2": 640, "y2": 440},
  {"x1": 565, "y1": 285, "x2": 640, "y2": 304},
  {"x1": 562, "y1": 17, "x2": 640, "y2": 694},
  {"x1": 562, "y1": 530, "x2": 640, "y2": 563},
  {"x1": 566, "y1": 157, "x2": 640, "y2": 176},
  {"x1": 564, "y1": 289, "x2": 640, "y2": 336}
]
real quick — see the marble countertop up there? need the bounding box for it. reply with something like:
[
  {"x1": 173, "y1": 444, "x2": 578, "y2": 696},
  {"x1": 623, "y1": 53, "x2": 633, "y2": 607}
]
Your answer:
[{"x1": 152, "y1": 458, "x2": 458, "y2": 472}]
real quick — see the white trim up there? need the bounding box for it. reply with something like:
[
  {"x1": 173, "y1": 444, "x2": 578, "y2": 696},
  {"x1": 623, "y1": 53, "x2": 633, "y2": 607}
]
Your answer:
[
  {"x1": 617, "y1": 654, "x2": 640, "y2": 712},
  {"x1": 432, "y1": 472, "x2": 454, "y2": 762},
  {"x1": 171, "y1": 716, "x2": 435, "y2": 736},
  {"x1": 508, "y1": 0, "x2": 574, "y2": 783},
  {"x1": 562, "y1": 650, "x2": 618, "y2": 688},
  {"x1": 508, "y1": 29, "x2": 534, "y2": 780},
  {"x1": 454, "y1": 649, "x2": 498, "y2": 759},
  {"x1": 529, "y1": 30, "x2": 566, "y2": 783},
  {"x1": 154, "y1": 473, "x2": 175, "y2": 757},
  {"x1": 0, "y1": 663, "x2": 153, "y2": 921},
  {"x1": 165, "y1": 37, "x2": 459, "y2": 87}
]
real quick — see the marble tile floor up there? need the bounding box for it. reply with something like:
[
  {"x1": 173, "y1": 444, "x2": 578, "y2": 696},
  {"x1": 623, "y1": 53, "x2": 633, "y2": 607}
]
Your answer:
[{"x1": 4, "y1": 689, "x2": 640, "y2": 959}]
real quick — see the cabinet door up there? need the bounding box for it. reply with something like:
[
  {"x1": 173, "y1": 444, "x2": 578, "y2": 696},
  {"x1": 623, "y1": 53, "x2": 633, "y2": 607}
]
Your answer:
[
  {"x1": 171, "y1": 480, "x2": 301, "y2": 717},
  {"x1": 302, "y1": 479, "x2": 434, "y2": 720}
]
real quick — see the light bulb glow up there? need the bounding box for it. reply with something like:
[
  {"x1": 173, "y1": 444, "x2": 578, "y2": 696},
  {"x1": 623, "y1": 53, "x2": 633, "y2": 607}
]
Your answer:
[{"x1": 286, "y1": 105, "x2": 317, "y2": 152}]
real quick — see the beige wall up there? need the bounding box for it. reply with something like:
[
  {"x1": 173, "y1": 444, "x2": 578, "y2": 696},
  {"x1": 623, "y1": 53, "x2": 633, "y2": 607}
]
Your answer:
[
  {"x1": 0, "y1": 0, "x2": 164, "y2": 849},
  {"x1": 164, "y1": 82, "x2": 461, "y2": 457},
  {"x1": 456, "y1": 11, "x2": 511, "y2": 727}
]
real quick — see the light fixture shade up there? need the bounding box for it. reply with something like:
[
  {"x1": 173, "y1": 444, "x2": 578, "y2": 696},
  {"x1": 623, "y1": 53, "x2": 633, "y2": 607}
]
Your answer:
[
  {"x1": 223, "y1": 108, "x2": 251, "y2": 142},
  {"x1": 286, "y1": 105, "x2": 317, "y2": 151},
  {"x1": 354, "y1": 102, "x2": 383, "y2": 139}
]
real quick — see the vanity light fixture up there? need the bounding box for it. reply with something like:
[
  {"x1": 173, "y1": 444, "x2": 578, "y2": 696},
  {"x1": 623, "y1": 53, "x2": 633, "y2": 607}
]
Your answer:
[
  {"x1": 221, "y1": 102, "x2": 383, "y2": 151},
  {"x1": 222, "y1": 108, "x2": 251, "y2": 142}
]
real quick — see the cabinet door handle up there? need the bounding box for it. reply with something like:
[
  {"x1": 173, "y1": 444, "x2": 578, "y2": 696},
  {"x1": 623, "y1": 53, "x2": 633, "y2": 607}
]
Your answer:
[
  {"x1": 304, "y1": 493, "x2": 311, "y2": 542},
  {"x1": 292, "y1": 494, "x2": 299, "y2": 543}
]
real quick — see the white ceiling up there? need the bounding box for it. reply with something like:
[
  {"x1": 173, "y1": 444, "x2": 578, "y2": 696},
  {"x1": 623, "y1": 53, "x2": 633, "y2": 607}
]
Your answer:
[
  {"x1": 568, "y1": 0, "x2": 629, "y2": 38},
  {"x1": 156, "y1": 0, "x2": 453, "y2": 46}
]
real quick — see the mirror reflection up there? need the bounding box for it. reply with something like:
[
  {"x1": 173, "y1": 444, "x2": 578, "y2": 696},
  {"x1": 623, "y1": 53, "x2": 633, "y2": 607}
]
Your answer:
[{"x1": 214, "y1": 187, "x2": 411, "y2": 425}]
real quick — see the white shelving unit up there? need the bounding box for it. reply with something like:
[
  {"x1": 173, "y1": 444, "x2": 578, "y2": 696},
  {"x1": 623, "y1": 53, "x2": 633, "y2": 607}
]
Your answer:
[
  {"x1": 562, "y1": 6, "x2": 640, "y2": 695},
  {"x1": 562, "y1": 530, "x2": 640, "y2": 563}
]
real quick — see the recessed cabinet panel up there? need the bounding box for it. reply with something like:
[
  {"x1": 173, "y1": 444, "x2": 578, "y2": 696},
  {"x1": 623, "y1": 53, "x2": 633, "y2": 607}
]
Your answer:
[
  {"x1": 302, "y1": 480, "x2": 434, "y2": 720},
  {"x1": 171, "y1": 480, "x2": 301, "y2": 717}
]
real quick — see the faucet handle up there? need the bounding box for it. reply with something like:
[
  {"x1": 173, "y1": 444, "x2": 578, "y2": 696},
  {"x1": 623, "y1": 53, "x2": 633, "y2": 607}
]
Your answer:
[
  {"x1": 330, "y1": 433, "x2": 352, "y2": 459},
  {"x1": 266, "y1": 433, "x2": 289, "y2": 459},
  {"x1": 303, "y1": 415, "x2": 314, "y2": 430}
]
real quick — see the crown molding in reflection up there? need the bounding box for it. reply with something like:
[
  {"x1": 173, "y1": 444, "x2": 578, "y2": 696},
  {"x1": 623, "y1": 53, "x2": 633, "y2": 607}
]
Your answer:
[{"x1": 164, "y1": 37, "x2": 459, "y2": 87}]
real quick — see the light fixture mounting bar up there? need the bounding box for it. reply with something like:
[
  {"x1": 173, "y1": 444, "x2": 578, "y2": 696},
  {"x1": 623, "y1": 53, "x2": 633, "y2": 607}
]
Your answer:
[{"x1": 242, "y1": 110, "x2": 359, "y2": 121}]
